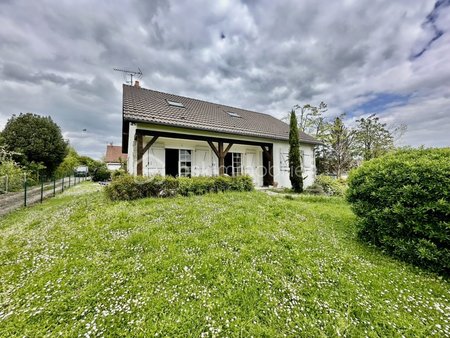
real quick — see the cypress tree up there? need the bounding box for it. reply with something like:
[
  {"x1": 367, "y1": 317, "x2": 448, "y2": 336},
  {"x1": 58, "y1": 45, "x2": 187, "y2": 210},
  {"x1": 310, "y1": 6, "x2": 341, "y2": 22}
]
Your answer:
[{"x1": 289, "y1": 109, "x2": 303, "y2": 192}]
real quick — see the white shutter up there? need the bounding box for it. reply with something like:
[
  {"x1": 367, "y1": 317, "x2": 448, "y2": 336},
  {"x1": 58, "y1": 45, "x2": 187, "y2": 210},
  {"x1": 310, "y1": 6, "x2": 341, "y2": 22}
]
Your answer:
[
  {"x1": 280, "y1": 151, "x2": 289, "y2": 172},
  {"x1": 194, "y1": 149, "x2": 210, "y2": 176},
  {"x1": 146, "y1": 148, "x2": 164, "y2": 176}
]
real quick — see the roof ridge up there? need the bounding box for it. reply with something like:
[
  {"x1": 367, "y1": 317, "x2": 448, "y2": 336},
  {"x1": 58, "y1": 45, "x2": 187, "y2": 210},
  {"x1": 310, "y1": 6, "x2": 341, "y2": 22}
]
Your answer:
[{"x1": 123, "y1": 84, "x2": 285, "y2": 123}]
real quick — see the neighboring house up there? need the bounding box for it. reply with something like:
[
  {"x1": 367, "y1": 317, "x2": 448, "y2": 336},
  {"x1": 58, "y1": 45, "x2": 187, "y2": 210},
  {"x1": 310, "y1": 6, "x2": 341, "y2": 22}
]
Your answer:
[
  {"x1": 122, "y1": 82, "x2": 321, "y2": 188},
  {"x1": 105, "y1": 144, "x2": 127, "y2": 171}
]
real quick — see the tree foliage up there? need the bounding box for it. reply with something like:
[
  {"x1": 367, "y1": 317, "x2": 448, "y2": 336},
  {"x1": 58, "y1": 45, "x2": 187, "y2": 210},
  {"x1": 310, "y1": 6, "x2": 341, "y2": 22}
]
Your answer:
[
  {"x1": 288, "y1": 110, "x2": 303, "y2": 192},
  {"x1": 354, "y1": 114, "x2": 394, "y2": 161},
  {"x1": 1, "y1": 113, "x2": 68, "y2": 177},
  {"x1": 323, "y1": 115, "x2": 356, "y2": 178},
  {"x1": 293, "y1": 102, "x2": 329, "y2": 140},
  {"x1": 55, "y1": 146, "x2": 81, "y2": 177}
]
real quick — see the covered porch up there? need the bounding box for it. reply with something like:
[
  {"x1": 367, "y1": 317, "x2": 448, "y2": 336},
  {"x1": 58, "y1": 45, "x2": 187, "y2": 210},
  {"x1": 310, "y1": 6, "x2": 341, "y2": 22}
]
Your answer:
[{"x1": 133, "y1": 129, "x2": 275, "y2": 186}]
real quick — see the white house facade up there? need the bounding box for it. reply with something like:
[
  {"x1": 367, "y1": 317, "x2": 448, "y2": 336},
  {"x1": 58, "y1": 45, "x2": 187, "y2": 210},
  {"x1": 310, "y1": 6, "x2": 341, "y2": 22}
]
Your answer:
[{"x1": 122, "y1": 83, "x2": 320, "y2": 188}]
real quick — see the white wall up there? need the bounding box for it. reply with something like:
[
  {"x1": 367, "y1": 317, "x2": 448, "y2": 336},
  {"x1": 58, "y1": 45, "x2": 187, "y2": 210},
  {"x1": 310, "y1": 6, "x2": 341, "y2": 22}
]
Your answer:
[
  {"x1": 274, "y1": 142, "x2": 316, "y2": 188},
  {"x1": 127, "y1": 123, "x2": 137, "y2": 175},
  {"x1": 106, "y1": 163, "x2": 122, "y2": 171}
]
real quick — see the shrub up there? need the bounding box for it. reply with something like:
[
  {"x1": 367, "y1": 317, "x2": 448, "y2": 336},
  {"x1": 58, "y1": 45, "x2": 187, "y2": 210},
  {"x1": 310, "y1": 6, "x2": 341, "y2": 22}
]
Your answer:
[
  {"x1": 315, "y1": 175, "x2": 346, "y2": 196},
  {"x1": 304, "y1": 183, "x2": 325, "y2": 195},
  {"x1": 347, "y1": 148, "x2": 450, "y2": 276},
  {"x1": 111, "y1": 168, "x2": 127, "y2": 180},
  {"x1": 92, "y1": 165, "x2": 111, "y2": 182},
  {"x1": 105, "y1": 174, "x2": 254, "y2": 201},
  {"x1": 0, "y1": 160, "x2": 25, "y2": 193}
]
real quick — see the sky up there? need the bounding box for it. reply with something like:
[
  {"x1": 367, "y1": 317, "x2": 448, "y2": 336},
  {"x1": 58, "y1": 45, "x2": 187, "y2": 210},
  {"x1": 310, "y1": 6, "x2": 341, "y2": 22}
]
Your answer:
[{"x1": 0, "y1": 0, "x2": 449, "y2": 159}]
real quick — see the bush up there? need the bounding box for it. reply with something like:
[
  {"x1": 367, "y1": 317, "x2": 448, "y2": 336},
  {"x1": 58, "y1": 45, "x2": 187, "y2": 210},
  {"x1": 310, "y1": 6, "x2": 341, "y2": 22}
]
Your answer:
[
  {"x1": 105, "y1": 174, "x2": 254, "y2": 201},
  {"x1": 304, "y1": 183, "x2": 325, "y2": 195},
  {"x1": 315, "y1": 175, "x2": 346, "y2": 196},
  {"x1": 92, "y1": 165, "x2": 111, "y2": 182},
  {"x1": 0, "y1": 160, "x2": 25, "y2": 193},
  {"x1": 347, "y1": 148, "x2": 450, "y2": 276},
  {"x1": 111, "y1": 169, "x2": 127, "y2": 180}
]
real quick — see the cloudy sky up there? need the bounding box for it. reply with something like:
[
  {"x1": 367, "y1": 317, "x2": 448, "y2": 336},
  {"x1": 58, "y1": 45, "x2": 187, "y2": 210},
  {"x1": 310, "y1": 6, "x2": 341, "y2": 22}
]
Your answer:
[{"x1": 0, "y1": 0, "x2": 449, "y2": 159}]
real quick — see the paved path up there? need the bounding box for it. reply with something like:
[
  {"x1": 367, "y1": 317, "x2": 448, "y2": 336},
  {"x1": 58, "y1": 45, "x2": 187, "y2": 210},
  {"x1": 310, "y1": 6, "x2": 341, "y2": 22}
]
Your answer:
[{"x1": 0, "y1": 177, "x2": 88, "y2": 217}]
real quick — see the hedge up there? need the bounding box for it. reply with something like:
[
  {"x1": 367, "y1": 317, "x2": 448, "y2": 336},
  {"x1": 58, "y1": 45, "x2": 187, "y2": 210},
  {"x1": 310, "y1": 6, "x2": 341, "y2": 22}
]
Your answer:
[
  {"x1": 347, "y1": 148, "x2": 450, "y2": 275},
  {"x1": 313, "y1": 175, "x2": 346, "y2": 196},
  {"x1": 105, "y1": 174, "x2": 254, "y2": 201}
]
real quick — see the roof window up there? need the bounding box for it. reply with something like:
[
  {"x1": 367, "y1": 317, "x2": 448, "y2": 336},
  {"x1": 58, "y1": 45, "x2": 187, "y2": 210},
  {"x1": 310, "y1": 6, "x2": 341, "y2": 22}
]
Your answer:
[
  {"x1": 227, "y1": 111, "x2": 241, "y2": 118},
  {"x1": 167, "y1": 100, "x2": 185, "y2": 108}
]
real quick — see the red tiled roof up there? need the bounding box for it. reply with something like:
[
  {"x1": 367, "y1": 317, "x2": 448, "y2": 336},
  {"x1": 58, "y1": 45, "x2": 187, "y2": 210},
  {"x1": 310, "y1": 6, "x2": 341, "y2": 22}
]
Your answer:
[{"x1": 105, "y1": 145, "x2": 127, "y2": 163}]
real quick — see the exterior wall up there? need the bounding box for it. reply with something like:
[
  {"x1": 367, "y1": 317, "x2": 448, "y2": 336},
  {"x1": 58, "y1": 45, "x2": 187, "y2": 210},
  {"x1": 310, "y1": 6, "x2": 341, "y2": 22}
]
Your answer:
[
  {"x1": 127, "y1": 123, "x2": 137, "y2": 175},
  {"x1": 126, "y1": 122, "x2": 316, "y2": 188},
  {"x1": 273, "y1": 142, "x2": 316, "y2": 188},
  {"x1": 106, "y1": 163, "x2": 122, "y2": 171}
]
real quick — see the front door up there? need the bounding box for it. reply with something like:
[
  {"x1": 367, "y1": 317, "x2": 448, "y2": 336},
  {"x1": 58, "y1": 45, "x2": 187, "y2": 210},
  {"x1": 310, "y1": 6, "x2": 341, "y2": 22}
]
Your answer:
[{"x1": 165, "y1": 149, "x2": 179, "y2": 177}]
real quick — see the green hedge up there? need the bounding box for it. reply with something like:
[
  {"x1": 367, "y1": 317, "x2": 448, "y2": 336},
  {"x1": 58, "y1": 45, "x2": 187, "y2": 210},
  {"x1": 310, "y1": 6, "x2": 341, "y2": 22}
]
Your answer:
[
  {"x1": 347, "y1": 148, "x2": 450, "y2": 275},
  {"x1": 105, "y1": 174, "x2": 254, "y2": 201},
  {"x1": 314, "y1": 175, "x2": 346, "y2": 196}
]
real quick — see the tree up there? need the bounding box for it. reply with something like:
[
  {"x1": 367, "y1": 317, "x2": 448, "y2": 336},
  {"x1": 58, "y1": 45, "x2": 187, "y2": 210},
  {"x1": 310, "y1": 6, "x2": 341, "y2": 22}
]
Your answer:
[
  {"x1": 294, "y1": 102, "x2": 329, "y2": 140},
  {"x1": 288, "y1": 102, "x2": 330, "y2": 175},
  {"x1": 323, "y1": 115, "x2": 356, "y2": 178},
  {"x1": 1, "y1": 113, "x2": 68, "y2": 177},
  {"x1": 55, "y1": 146, "x2": 81, "y2": 177},
  {"x1": 354, "y1": 114, "x2": 394, "y2": 161},
  {"x1": 289, "y1": 110, "x2": 303, "y2": 192}
]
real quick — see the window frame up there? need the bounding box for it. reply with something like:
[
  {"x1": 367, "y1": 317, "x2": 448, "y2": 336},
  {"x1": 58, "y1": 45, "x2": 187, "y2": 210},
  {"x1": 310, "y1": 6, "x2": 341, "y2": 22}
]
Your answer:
[{"x1": 179, "y1": 149, "x2": 192, "y2": 177}]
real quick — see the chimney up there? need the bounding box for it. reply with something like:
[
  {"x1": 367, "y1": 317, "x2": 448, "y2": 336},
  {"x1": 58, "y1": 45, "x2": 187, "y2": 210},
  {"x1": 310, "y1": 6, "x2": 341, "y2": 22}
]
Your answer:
[{"x1": 134, "y1": 80, "x2": 140, "y2": 88}]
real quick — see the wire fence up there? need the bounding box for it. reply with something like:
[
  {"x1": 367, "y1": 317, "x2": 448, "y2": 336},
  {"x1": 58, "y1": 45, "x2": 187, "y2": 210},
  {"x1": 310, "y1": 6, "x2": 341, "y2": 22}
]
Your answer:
[{"x1": 0, "y1": 175, "x2": 89, "y2": 217}]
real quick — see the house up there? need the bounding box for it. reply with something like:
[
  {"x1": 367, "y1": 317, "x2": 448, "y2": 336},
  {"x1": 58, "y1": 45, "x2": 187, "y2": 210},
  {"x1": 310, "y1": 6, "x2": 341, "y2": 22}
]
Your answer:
[
  {"x1": 122, "y1": 81, "x2": 321, "y2": 188},
  {"x1": 105, "y1": 143, "x2": 127, "y2": 171}
]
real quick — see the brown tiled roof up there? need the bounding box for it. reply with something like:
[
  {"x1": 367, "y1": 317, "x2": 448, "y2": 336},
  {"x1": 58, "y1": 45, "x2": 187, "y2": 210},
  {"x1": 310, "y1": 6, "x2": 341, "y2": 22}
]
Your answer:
[
  {"x1": 122, "y1": 84, "x2": 321, "y2": 144},
  {"x1": 105, "y1": 145, "x2": 127, "y2": 163}
]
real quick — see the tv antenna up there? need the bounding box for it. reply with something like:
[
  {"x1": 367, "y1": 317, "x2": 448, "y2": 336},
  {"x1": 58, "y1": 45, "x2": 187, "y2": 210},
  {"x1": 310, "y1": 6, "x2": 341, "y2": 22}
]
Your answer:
[{"x1": 113, "y1": 67, "x2": 143, "y2": 85}]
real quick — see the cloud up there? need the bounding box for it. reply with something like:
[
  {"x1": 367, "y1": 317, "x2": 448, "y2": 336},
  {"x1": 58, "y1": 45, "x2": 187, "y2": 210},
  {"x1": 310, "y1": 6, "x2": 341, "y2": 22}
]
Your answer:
[{"x1": 0, "y1": 0, "x2": 448, "y2": 160}]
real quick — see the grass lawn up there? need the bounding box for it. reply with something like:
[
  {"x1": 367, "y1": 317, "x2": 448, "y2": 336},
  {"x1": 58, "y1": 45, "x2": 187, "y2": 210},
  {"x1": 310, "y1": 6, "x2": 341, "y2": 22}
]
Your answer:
[{"x1": 1, "y1": 183, "x2": 449, "y2": 337}]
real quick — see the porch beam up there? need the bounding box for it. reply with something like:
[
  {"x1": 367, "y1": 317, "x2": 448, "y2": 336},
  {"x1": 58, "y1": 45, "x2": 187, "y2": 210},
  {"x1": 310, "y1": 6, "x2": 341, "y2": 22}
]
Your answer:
[
  {"x1": 142, "y1": 136, "x2": 159, "y2": 154},
  {"x1": 223, "y1": 142, "x2": 233, "y2": 156},
  {"x1": 135, "y1": 129, "x2": 271, "y2": 148},
  {"x1": 207, "y1": 141, "x2": 220, "y2": 158}
]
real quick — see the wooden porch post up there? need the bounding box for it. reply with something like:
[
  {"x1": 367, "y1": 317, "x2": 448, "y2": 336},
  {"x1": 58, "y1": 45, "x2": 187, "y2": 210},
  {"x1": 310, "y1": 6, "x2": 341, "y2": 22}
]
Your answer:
[
  {"x1": 137, "y1": 134, "x2": 144, "y2": 176},
  {"x1": 136, "y1": 134, "x2": 159, "y2": 176},
  {"x1": 218, "y1": 142, "x2": 224, "y2": 175},
  {"x1": 208, "y1": 141, "x2": 233, "y2": 176}
]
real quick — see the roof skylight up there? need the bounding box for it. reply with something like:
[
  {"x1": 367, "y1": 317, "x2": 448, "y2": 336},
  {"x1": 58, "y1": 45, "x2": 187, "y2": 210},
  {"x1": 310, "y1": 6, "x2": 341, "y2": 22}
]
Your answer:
[
  {"x1": 167, "y1": 100, "x2": 185, "y2": 108},
  {"x1": 227, "y1": 111, "x2": 241, "y2": 118}
]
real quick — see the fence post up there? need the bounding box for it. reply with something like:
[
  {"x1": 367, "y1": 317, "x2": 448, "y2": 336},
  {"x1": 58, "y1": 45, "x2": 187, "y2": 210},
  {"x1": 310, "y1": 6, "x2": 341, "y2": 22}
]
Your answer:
[
  {"x1": 40, "y1": 180, "x2": 44, "y2": 203},
  {"x1": 62, "y1": 177, "x2": 64, "y2": 193},
  {"x1": 24, "y1": 179, "x2": 27, "y2": 207},
  {"x1": 69, "y1": 176, "x2": 71, "y2": 188},
  {"x1": 53, "y1": 177, "x2": 56, "y2": 196},
  {"x1": 5, "y1": 175, "x2": 8, "y2": 193}
]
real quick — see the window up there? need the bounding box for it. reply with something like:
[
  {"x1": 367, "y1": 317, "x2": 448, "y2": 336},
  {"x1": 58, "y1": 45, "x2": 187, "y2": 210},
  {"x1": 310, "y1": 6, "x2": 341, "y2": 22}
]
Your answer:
[
  {"x1": 179, "y1": 149, "x2": 192, "y2": 177},
  {"x1": 232, "y1": 153, "x2": 242, "y2": 176},
  {"x1": 224, "y1": 152, "x2": 242, "y2": 176},
  {"x1": 227, "y1": 111, "x2": 241, "y2": 118},
  {"x1": 167, "y1": 100, "x2": 185, "y2": 108}
]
